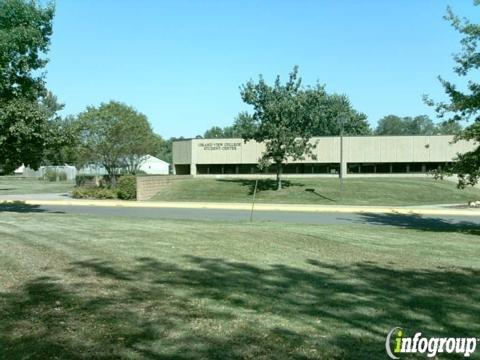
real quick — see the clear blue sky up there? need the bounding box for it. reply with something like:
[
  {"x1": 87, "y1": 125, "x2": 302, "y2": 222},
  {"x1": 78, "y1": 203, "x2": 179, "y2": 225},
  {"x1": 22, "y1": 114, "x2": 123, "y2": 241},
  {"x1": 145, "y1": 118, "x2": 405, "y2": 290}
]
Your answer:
[{"x1": 45, "y1": 0, "x2": 477, "y2": 138}]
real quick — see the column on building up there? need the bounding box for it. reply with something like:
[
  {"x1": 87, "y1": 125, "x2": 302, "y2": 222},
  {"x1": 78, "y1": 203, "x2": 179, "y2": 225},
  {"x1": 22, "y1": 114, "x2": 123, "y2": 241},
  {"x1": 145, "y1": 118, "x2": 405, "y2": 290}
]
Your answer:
[{"x1": 340, "y1": 137, "x2": 347, "y2": 176}]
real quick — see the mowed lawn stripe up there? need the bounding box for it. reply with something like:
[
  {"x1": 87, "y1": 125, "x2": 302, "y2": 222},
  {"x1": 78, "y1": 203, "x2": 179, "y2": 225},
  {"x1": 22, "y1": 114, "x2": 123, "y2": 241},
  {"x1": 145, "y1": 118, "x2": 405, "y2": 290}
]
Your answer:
[
  {"x1": 150, "y1": 177, "x2": 480, "y2": 206},
  {"x1": 0, "y1": 211, "x2": 479, "y2": 359}
]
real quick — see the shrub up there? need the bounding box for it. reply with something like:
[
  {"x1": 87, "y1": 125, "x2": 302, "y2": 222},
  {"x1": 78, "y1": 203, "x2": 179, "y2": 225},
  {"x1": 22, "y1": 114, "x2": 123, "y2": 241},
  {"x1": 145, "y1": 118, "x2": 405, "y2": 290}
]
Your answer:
[
  {"x1": 102, "y1": 174, "x2": 121, "y2": 186},
  {"x1": 44, "y1": 169, "x2": 55, "y2": 182},
  {"x1": 75, "y1": 175, "x2": 96, "y2": 187},
  {"x1": 117, "y1": 175, "x2": 136, "y2": 200},
  {"x1": 72, "y1": 186, "x2": 117, "y2": 199},
  {"x1": 43, "y1": 169, "x2": 68, "y2": 182}
]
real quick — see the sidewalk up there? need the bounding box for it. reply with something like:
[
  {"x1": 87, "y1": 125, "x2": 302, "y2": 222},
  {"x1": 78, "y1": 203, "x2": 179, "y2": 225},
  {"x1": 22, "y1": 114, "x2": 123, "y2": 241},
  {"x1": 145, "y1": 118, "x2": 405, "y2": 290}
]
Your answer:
[
  {"x1": 0, "y1": 193, "x2": 71, "y2": 201},
  {"x1": 1, "y1": 195, "x2": 479, "y2": 216}
]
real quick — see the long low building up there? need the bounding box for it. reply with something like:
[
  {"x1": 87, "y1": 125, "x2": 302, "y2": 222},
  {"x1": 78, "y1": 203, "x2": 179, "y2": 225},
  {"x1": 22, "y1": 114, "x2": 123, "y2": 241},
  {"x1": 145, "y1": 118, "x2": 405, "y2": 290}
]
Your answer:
[{"x1": 172, "y1": 135, "x2": 475, "y2": 176}]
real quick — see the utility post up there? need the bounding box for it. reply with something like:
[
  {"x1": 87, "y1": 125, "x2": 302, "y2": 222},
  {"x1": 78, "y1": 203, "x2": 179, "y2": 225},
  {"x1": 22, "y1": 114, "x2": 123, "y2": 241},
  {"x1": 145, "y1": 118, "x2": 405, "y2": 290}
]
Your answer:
[{"x1": 339, "y1": 115, "x2": 344, "y2": 194}]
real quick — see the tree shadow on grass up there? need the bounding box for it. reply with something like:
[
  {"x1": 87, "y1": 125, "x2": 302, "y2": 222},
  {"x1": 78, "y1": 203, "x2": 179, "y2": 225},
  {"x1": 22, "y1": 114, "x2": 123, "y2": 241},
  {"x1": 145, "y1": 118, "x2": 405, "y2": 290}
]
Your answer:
[
  {"x1": 216, "y1": 179, "x2": 305, "y2": 195},
  {"x1": 0, "y1": 201, "x2": 64, "y2": 214},
  {"x1": 1, "y1": 255, "x2": 479, "y2": 359},
  {"x1": 354, "y1": 212, "x2": 480, "y2": 236},
  {"x1": 305, "y1": 189, "x2": 336, "y2": 202}
]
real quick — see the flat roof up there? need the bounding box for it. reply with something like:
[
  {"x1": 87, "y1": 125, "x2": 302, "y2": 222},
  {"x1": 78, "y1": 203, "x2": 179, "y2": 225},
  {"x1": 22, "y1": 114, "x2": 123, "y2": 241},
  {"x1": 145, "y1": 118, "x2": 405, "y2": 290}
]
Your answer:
[{"x1": 173, "y1": 134, "x2": 458, "y2": 142}]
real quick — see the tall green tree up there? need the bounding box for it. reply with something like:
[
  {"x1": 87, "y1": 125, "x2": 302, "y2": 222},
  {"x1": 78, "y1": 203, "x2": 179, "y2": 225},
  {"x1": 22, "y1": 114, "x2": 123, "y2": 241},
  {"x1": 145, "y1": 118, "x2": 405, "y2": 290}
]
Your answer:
[
  {"x1": 77, "y1": 101, "x2": 157, "y2": 183},
  {"x1": 232, "y1": 111, "x2": 256, "y2": 137},
  {"x1": 426, "y1": 3, "x2": 480, "y2": 187},
  {"x1": 375, "y1": 115, "x2": 436, "y2": 135},
  {"x1": 240, "y1": 66, "x2": 328, "y2": 190},
  {"x1": 408, "y1": 115, "x2": 436, "y2": 135},
  {"x1": 42, "y1": 115, "x2": 81, "y2": 166},
  {"x1": 203, "y1": 113, "x2": 256, "y2": 139},
  {"x1": 203, "y1": 126, "x2": 229, "y2": 138},
  {"x1": 206, "y1": 98, "x2": 369, "y2": 141},
  {"x1": 0, "y1": 0, "x2": 57, "y2": 174},
  {"x1": 308, "y1": 93, "x2": 371, "y2": 136},
  {"x1": 375, "y1": 115, "x2": 404, "y2": 135},
  {"x1": 151, "y1": 134, "x2": 172, "y2": 165},
  {"x1": 40, "y1": 93, "x2": 81, "y2": 166},
  {"x1": 435, "y1": 120, "x2": 463, "y2": 135},
  {"x1": 375, "y1": 115, "x2": 462, "y2": 136}
]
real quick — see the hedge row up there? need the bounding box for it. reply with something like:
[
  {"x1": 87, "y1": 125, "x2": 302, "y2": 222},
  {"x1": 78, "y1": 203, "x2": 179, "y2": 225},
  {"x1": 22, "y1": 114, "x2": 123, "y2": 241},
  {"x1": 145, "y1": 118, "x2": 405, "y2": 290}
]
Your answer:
[
  {"x1": 72, "y1": 175, "x2": 136, "y2": 200},
  {"x1": 72, "y1": 187, "x2": 117, "y2": 199}
]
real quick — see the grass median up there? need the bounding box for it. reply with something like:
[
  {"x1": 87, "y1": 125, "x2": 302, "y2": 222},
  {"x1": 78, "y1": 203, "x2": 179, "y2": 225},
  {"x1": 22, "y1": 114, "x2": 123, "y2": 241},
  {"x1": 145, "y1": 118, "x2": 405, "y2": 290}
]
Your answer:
[
  {"x1": 0, "y1": 208, "x2": 479, "y2": 358},
  {"x1": 150, "y1": 177, "x2": 480, "y2": 206}
]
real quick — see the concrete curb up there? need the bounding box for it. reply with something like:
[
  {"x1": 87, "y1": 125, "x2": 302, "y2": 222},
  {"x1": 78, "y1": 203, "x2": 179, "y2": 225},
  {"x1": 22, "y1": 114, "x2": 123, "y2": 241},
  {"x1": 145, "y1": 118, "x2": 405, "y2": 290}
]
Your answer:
[{"x1": 1, "y1": 199, "x2": 479, "y2": 217}]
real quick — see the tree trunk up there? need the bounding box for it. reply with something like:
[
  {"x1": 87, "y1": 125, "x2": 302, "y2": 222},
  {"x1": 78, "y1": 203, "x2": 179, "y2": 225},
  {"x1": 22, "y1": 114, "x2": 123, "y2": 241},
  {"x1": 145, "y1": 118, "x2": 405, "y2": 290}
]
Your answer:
[
  {"x1": 276, "y1": 162, "x2": 283, "y2": 190},
  {"x1": 106, "y1": 167, "x2": 117, "y2": 187},
  {"x1": 110, "y1": 173, "x2": 116, "y2": 187}
]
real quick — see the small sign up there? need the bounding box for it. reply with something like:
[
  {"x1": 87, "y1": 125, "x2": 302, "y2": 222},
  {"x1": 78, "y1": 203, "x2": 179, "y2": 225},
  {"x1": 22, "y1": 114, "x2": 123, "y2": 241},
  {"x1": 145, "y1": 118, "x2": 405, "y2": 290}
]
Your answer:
[{"x1": 198, "y1": 142, "x2": 242, "y2": 151}]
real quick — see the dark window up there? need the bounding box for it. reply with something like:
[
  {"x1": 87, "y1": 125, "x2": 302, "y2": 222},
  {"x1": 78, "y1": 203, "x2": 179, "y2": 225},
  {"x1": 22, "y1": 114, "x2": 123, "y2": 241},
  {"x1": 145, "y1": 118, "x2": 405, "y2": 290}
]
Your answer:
[
  {"x1": 391, "y1": 163, "x2": 408, "y2": 173},
  {"x1": 361, "y1": 164, "x2": 375, "y2": 173},
  {"x1": 284, "y1": 164, "x2": 298, "y2": 174},
  {"x1": 375, "y1": 164, "x2": 391, "y2": 173},
  {"x1": 426, "y1": 162, "x2": 441, "y2": 172},
  {"x1": 175, "y1": 165, "x2": 190, "y2": 175},
  {"x1": 223, "y1": 165, "x2": 236, "y2": 174},
  {"x1": 348, "y1": 164, "x2": 361, "y2": 174},
  {"x1": 409, "y1": 163, "x2": 423, "y2": 172}
]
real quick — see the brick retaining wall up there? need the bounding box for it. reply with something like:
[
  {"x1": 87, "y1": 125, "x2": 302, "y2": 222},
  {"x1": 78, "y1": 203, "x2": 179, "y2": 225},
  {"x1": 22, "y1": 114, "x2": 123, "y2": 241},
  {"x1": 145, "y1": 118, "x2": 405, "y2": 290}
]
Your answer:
[{"x1": 136, "y1": 175, "x2": 193, "y2": 201}]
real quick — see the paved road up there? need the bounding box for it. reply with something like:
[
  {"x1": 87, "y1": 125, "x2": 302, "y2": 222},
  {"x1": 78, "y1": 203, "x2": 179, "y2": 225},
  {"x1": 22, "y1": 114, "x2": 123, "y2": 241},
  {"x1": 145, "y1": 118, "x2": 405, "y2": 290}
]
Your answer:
[{"x1": 3, "y1": 203, "x2": 479, "y2": 229}]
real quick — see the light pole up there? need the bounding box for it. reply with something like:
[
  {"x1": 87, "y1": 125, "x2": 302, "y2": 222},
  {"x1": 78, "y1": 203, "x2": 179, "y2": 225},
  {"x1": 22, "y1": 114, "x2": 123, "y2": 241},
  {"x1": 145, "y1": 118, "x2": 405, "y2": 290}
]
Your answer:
[{"x1": 339, "y1": 115, "x2": 344, "y2": 195}]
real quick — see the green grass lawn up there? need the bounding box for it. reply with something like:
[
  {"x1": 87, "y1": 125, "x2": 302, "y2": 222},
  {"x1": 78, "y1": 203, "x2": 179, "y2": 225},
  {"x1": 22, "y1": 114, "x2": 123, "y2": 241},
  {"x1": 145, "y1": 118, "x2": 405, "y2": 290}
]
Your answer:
[
  {"x1": 150, "y1": 177, "x2": 480, "y2": 206},
  {"x1": 0, "y1": 176, "x2": 74, "y2": 195},
  {"x1": 0, "y1": 208, "x2": 479, "y2": 359}
]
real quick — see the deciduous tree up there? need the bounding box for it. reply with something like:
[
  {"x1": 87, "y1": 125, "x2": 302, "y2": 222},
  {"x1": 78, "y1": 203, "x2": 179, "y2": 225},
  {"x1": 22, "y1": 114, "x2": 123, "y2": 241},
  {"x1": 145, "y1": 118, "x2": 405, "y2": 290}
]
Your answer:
[
  {"x1": 435, "y1": 120, "x2": 463, "y2": 135},
  {"x1": 77, "y1": 101, "x2": 156, "y2": 184},
  {"x1": 309, "y1": 93, "x2": 370, "y2": 136},
  {"x1": 426, "y1": 3, "x2": 480, "y2": 187},
  {"x1": 240, "y1": 67, "x2": 325, "y2": 190},
  {"x1": 203, "y1": 126, "x2": 229, "y2": 138},
  {"x1": 375, "y1": 115, "x2": 436, "y2": 135},
  {"x1": 0, "y1": 0, "x2": 56, "y2": 173}
]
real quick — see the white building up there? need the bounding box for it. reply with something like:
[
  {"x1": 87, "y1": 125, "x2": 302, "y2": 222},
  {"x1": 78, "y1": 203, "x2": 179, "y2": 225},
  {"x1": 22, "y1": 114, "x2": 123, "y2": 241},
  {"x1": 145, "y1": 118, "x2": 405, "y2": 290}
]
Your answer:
[
  {"x1": 14, "y1": 164, "x2": 25, "y2": 175},
  {"x1": 78, "y1": 155, "x2": 169, "y2": 175},
  {"x1": 138, "y1": 155, "x2": 169, "y2": 175}
]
